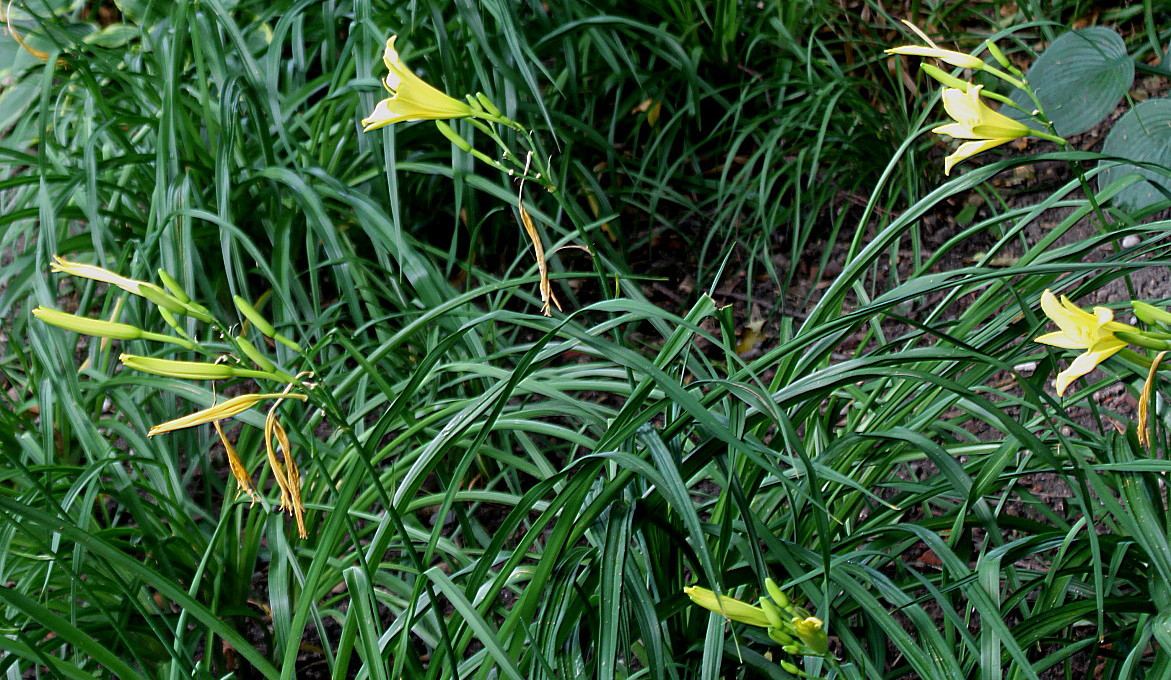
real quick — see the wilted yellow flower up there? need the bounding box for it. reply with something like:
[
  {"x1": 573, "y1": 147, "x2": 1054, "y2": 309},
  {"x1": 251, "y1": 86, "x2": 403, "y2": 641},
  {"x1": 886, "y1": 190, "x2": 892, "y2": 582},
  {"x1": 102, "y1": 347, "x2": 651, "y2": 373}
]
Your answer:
[
  {"x1": 265, "y1": 405, "x2": 307, "y2": 538},
  {"x1": 885, "y1": 21, "x2": 986, "y2": 70},
  {"x1": 1034, "y1": 290, "x2": 1136, "y2": 396},
  {"x1": 932, "y1": 85, "x2": 1034, "y2": 175},
  {"x1": 147, "y1": 392, "x2": 307, "y2": 436},
  {"x1": 361, "y1": 36, "x2": 473, "y2": 131},
  {"x1": 213, "y1": 420, "x2": 261, "y2": 505},
  {"x1": 683, "y1": 586, "x2": 772, "y2": 628}
]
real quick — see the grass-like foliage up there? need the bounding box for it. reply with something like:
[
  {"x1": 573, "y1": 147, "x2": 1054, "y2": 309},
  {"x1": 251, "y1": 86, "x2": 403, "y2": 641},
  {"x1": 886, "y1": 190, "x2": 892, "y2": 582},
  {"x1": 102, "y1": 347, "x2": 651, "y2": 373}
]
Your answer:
[{"x1": 5, "y1": 1, "x2": 1171, "y2": 679}]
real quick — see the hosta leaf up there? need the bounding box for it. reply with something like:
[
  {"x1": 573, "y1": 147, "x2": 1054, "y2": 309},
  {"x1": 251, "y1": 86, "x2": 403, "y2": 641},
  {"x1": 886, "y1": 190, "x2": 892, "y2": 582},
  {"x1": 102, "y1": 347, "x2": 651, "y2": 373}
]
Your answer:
[
  {"x1": 1098, "y1": 98, "x2": 1171, "y2": 211},
  {"x1": 1010, "y1": 27, "x2": 1132, "y2": 137}
]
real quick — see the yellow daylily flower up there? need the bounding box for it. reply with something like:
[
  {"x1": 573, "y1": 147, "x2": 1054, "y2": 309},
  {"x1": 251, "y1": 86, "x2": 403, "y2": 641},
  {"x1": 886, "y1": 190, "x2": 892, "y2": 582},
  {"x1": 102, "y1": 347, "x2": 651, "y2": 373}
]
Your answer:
[
  {"x1": 51, "y1": 255, "x2": 154, "y2": 296},
  {"x1": 51, "y1": 254, "x2": 193, "y2": 315},
  {"x1": 791, "y1": 616, "x2": 829, "y2": 655},
  {"x1": 887, "y1": 44, "x2": 986, "y2": 69},
  {"x1": 932, "y1": 85, "x2": 1034, "y2": 175},
  {"x1": 361, "y1": 36, "x2": 473, "y2": 131},
  {"x1": 885, "y1": 21, "x2": 985, "y2": 70},
  {"x1": 147, "y1": 392, "x2": 307, "y2": 436},
  {"x1": 1034, "y1": 290, "x2": 1136, "y2": 396},
  {"x1": 683, "y1": 586, "x2": 772, "y2": 628}
]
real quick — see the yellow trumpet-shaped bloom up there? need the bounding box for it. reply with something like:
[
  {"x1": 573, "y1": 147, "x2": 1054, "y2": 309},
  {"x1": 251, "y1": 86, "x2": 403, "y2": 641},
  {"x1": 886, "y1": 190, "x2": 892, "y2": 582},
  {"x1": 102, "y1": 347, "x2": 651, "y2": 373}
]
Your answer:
[
  {"x1": 147, "y1": 392, "x2": 307, "y2": 436},
  {"x1": 932, "y1": 85, "x2": 1033, "y2": 175},
  {"x1": 51, "y1": 254, "x2": 192, "y2": 315},
  {"x1": 885, "y1": 22, "x2": 985, "y2": 70},
  {"x1": 683, "y1": 586, "x2": 772, "y2": 628},
  {"x1": 361, "y1": 36, "x2": 472, "y2": 131},
  {"x1": 791, "y1": 616, "x2": 829, "y2": 655},
  {"x1": 51, "y1": 255, "x2": 154, "y2": 296},
  {"x1": 1034, "y1": 290, "x2": 1136, "y2": 396}
]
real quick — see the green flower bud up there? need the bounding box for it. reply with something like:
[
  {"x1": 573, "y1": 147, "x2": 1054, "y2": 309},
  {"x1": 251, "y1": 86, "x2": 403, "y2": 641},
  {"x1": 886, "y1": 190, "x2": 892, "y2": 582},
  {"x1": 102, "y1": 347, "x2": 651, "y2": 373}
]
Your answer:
[
  {"x1": 984, "y1": 40, "x2": 1012, "y2": 69},
  {"x1": 1134, "y1": 300, "x2": 1171, "y2": 326},
  {"x1": 780, "y1": 660, "x2": 800, "y2": 675},
  {"x1": 233, "y1": 295, "x2": 276, "y2": 337},
  {"x1": 273, "y1": 333, "x2": 303, "y2": 354},
  {"x1": 683, "y1": 586, "x2": 772, "y2": 628},
  {"x1": 435, "y1": 121, "x2": 473, "y2": 152},
  {"x1": 765, "y1": 578, "x2": 790, "y2": 610},
  {"x1": 1115, "y1": 330, "x2": 1171, "y2": 352},
  {"x1": 236, "y1": 335, "x2": 276, "y2": 372},
  {"x1": 121, "y1": 354, "x2": 236, "y2": 380},
  {"x1": 34, "y1": 307, "x2": 194, "y2": 349},
  {"x1": 475, "y1": 92, "x2": 502, "y2": 117},
  {"x1": 157, "y1": 269, "x2": 191, "y2": 303},
  {"x1": 233, "y1": 336, "x2": 297, "y2": 382},
  {"x1": 138, "y1": 283, "x2": 189, "y2": 315},
  {"x1": 34, "y1": 307, "x2": 144, "y2": 340},
  {"x1": 761, "y1": 596, "x2": 786, "y2": 629},
  {"x1": 920, "y1": 63, "x2": 972, "y2": 91}
]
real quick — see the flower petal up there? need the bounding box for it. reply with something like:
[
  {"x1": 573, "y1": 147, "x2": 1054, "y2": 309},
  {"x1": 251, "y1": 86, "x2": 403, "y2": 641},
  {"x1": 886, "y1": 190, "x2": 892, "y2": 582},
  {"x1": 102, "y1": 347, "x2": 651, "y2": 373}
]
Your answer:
[
  {"x1": 363, "y1": 35, "x2": 472, "y2": 130},
  {"x1": 943, "y1": 139, "x2": 1008, "y2": 175},
  {"x1": 885, "y1": 45, "x2": 985, "y2": 70},
  {"x1": 1034, "y1": 331, "x2": 1085, "y2": 349}
]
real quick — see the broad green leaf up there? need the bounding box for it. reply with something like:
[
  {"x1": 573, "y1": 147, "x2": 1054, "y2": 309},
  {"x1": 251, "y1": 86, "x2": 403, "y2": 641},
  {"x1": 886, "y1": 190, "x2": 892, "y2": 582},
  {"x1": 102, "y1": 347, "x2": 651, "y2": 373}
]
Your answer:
[
  {"x1": 1098, "y1": 98, "x2": 1171, "y2": 211},
  {"x1": 1010, "y1": 27, "x2": 1132, "y2": 136}
]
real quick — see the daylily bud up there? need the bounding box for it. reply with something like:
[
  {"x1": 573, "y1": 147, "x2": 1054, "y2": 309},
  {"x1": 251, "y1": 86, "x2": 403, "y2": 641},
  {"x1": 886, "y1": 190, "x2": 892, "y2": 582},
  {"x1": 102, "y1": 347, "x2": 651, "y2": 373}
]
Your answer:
[
  {"x1": 121, "y1": 354, "x2": 236, "y2": 380},
  {"x1": 919, "y1": 64, "x2": 972, "y2": 91},
  {"x1": 233, "y1": 295, "x2": 277, "y2": 337},
  {"x1": 1114, "y1": 331, "x2": 1171, "y2": 351},
  {"x1": 273, "y1": 333, "x2": 303, "y2": 354},
  {"x1": 236, "y1": 336, "x2": 276, "y2": 372},
  {"x1": 121, "y1": 354, "x2": 287, "y2": 381},
  {"x1": 50, "y1": 255, "x2": 150, "y2": 296},
  {"x1": 764, "y1": 578, "x2": 790, "y2": 610},
  {"x1": 767, "y1": 627, "x2": 795, "y2": 645},
  {"x1": 138, "y1": 283, "x2": 189, "y2": 315},
  {"x1": 34, "y1": 308, "x2": 195, "y2": 349},
  {"x1": 683, "y1": 586, "x2": 772, "y2": 628},
  {"x1": 475, "y1": 91, "x2": 503, "y2": 117},
  {"x1": 780, "y1": 660, "x2": 801, "y2": 675},
  {"x1": 157, "y1": 269, "x2": 191, "y2": 303},
  {"x1": 1133, "y1": 300, "x2": 1171, "y2": 326},
  {"x1": 34, "y1": 307, "x2": 143, "y2": 340},
  {"x1": 235, "y1": 336, "x2": 297, "y2": 382},
  {"x1": 761, "y1": 596, "x2": 786, "y2": 629},
  {"x1": 985, "y1": 40, "x2": 1012, "y2": 69},
  {"x1": 435, "y1": 121, "x2": 473, "y2": 152}
]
